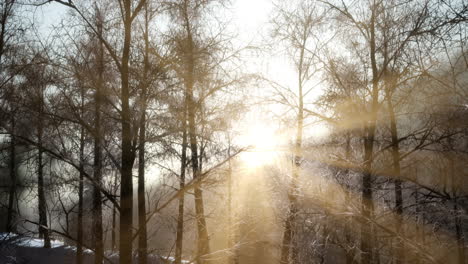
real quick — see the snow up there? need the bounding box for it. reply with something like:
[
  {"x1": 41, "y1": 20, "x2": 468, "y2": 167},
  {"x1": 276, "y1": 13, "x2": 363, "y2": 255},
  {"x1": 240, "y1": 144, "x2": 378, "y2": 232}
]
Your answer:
[
  {"x1": 1, "y1": 233, "x2": 65, "y2": 248},
  {"x1": 0, "y1": 233, "x2": 188, "y2": 264}
]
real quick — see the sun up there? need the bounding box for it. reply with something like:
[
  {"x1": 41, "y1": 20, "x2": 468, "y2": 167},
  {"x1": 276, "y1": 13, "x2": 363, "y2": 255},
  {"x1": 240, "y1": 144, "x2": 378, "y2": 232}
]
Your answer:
[{"x1": 237, "y1": 122, "x2": 282, "y2": 168}]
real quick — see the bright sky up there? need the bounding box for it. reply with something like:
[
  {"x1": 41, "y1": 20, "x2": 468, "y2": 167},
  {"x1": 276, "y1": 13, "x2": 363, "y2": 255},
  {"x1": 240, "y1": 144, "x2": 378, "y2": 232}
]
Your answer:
[
  {"x1": 230, "y1": 0, "x2": 329, "y2": 167},
  {"x1": 31, "y1": 0, "x2": 329, "y2": 169},
  {"x1": 232, "y1": 0, "x2": 272, "y2": 37}
]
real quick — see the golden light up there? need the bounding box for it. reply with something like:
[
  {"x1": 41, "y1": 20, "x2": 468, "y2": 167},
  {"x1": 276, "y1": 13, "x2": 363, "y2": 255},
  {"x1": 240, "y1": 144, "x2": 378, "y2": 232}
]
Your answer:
[{"x1": 238, "y1": 122, "x2": 282, "y2": 168}]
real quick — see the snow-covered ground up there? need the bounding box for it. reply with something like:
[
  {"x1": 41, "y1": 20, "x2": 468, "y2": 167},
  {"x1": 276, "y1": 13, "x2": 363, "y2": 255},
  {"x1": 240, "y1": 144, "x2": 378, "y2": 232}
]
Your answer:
[
  {"x1": 0, "y1": 233, "x2": 188, "y2": 264},
  {"x1": 1, "y1": 233, "x2": 67, "y2": 248},
  {"x1": 0, "y1": 232, "x2": 91, "y2": 264}
]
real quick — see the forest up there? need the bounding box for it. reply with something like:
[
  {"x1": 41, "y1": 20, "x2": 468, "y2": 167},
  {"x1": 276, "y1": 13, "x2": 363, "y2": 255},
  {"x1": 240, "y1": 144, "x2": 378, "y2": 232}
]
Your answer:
[{"x1": 0, "y1": 0, "x2": 467, "y2": 263}]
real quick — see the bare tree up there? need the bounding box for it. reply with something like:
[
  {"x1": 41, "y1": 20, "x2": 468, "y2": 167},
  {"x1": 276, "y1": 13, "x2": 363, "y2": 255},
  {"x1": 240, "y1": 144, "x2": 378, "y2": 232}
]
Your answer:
[
  {"x1": 47, "y1": 1, "x2": 148, "y2": 262},
  {"x1": 270, "y1": 1, "x2": 324, "y2": 263}
]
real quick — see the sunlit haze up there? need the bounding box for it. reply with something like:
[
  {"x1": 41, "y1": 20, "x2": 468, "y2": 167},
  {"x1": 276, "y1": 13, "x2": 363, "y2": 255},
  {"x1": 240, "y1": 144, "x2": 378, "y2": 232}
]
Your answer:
[
  {"x1": 1, "y1": 1, "x2": 467, "y2": 264},
  {"x1": 238, "y1": 121, "x2": 283, "y2": 168}
]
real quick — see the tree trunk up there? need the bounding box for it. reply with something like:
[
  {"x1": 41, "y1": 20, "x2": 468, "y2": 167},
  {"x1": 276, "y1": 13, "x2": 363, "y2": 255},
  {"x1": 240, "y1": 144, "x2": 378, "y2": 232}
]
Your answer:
[
  {"x1": 119, "y1": 2, "x2": 135, "y2": 262},
  {"x1": 137, "y1": 111, "x2": 147, "y2": 264},
  {"x1": 137, "y1": 5, "x2": 150, "y2": 263},
  {"x1": 4, "y1": 1, "x2": 16, "y2": 230},
  {"x1": 343, "y1": 133, "x2": 357, "y2": 264},
  {"x1": 361, "y1": 141, "x2": 374, "y2": 264},
  {"x1": 386, "y1": 87, "x2": 404, "y2": 264},
  {"x1": 450, "y1": 154, "x2": 465, "y2": 264},
  {"x1": 119, "y1": 74, "x2": 134, "y2": 262},
  {"x1": 0, "y1": 0, "x2": 16, "y2": 72},
  {"x1": 280, "y1": 32, "x2": 305, "y2": 264},
  {"x1": 414, "y1": 187, "x2": 420, "y2": 264},
  {"x1": 175, "y1": 109, "x2": 188, "y2": 264},
  {"x1": 52, "y1": 2, "x2": 140, "y2": 262},
  {"x1": 6, "y1": 117, "x2": 16, "y2": 233},
  {"x1": 454, "y1": 199, "x2": 465, "y2": 264},
  {"x1": 181, "y1": 2, "x2": 210, "y2": 262},
  {"x1": 112, "y1": 202, "x2": 117, "y2": 251},
  {"x1": 38, "y1": 96, "x2": 50, "y2": 248},
  {"x1": 189, "y1": 100, "x2": 210, "y2": 264},
  {"x1": 112, "y1": 170, "x2": 118, "y2": 252},
  {"x1": 361, "y1": 6, "x2": 379, "y2": 264},
  {"x1": 280, "y1": 125, "x2": 302, "y2": 264},
  {"x1": 227, "y1": 144, "x2": 238, "y2": 264},
  {"x1": 92, "y1": 81, "x2": 104, "y2": 264},
  {"x1": 93, "y1": 13, "x2": 104, "y2": 263},
  {"x1": 137, "y1": 124, "x2": 148, "y2": 264},
  {"x1": 76, "y1": 124, "x2": 85, "y2": 264}
]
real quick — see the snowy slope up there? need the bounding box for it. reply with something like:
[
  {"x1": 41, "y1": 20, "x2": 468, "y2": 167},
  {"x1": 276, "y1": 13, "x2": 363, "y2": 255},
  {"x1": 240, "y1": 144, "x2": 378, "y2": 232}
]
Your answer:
[{"x1": 0, "y1": 233, "x2": 187, "y2": 264}]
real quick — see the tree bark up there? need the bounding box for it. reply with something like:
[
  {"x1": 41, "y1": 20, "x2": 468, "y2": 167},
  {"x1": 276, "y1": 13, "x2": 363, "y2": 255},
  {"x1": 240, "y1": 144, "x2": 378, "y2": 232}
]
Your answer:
[
  {"x1": 119, "y1": 1, "x2": 136, "y2": 262},
  {"x1": 344, "y1": 133, "x2": 357, "y2": 264},
  {"x1": 227, "y1": 143, "x2": 238, "y2": 264},
  {"x1": 189, "y1": 89, "x2": 210, "y2": 264},
  {"x1": 414, "y1": 188, "x2": 421, "y2": 264},
  {"x1": 137, "y1": 109, "x2": 147, "y2": 264},
  {"x1": 76, "y1": 122, "x2": 85, "y2": 264},
  {"x1": 175, "y1": 108, "x2": 188, "y2": 264},
  {"x1": 454, "y1": 199, "x2": 465, "y2": 264},
  {"x1": 38, "y1": 88, "x2": 51, "y2": 248},
  {"x1": 386, "y1": 85, "x2": 404, "y2": 264},
  {"x1": 181, "y1": 2, "x2": 211, "y2": 263},
  {"x1": 6, "y1": 117, "x2": 16, "y2": 233},
  {"x1": 280, "y1": 29, "x2": 305, "y2": 264},
  {"x1": 137, "y1": 4, "x2": 150, "y2": 264},
  {"x1": 361, "y1": 5, "x2": 379, "y2": 264},
  {"x1": 112, "y1": 201, "x2": 117, "y2": 251},
  {"x1": 92, "y1": 11, "x2": 104, "y2": 263},
  {"x1": 450, "y1": 154, "x2": 465, "y2": 264},
  {"x1": 50, "y1": 2, "x2": 144, "y2": 262},
  {"x1": 112, "y1": 169, "x2": 118, "y2": 252},
  {"x1": 2, "y1": 2, "x2": 16, "y2": 232},
  {"x1": 0, "y1": 0, "x2": 15, "y2": 73}
]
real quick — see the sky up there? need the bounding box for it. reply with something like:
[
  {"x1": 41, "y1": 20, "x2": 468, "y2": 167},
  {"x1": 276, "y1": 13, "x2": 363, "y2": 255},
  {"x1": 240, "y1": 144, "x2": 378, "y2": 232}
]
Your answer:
[{"x1": 29, "y1": 0, "x2": 329, "y2": 169}]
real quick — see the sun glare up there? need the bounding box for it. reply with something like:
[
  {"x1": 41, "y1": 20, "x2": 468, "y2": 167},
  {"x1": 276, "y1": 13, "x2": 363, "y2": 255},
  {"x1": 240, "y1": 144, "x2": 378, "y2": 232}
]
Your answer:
[
  {"x1": 238, "y1": 123, "x2": 282, "y2": 168},
  {"x1": 233, "y1": 0, "x2": 271, "y2": 32}
]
